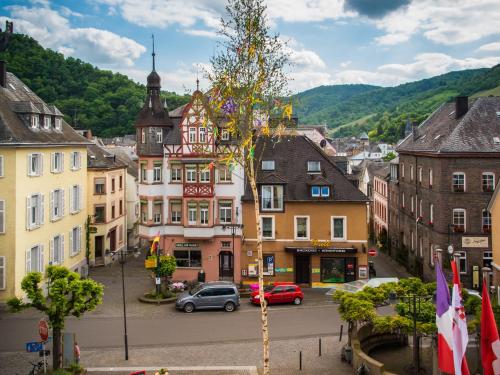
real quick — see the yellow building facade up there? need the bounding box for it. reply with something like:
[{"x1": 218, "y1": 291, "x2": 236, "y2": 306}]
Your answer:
[
  {"x1": 86, "y1": 144, "x2": 127, "y2": 266},
  {"x1": 488, "y1": 183, "x2": 500, "y2": 292},
  {"x1": 0, "y1": 70, "x2": 90, "y2": 301}
]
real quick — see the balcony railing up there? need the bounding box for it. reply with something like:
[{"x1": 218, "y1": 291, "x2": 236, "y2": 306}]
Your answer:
[{"x1": 183, "y1": 183, "x2": 214, "y2": 197}]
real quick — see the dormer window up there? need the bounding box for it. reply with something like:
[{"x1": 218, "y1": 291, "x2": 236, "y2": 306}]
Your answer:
[
  {"x1": 262, "y1": 160, "x2": 275, "y2": 171},
  {"x1": 156, "y1": 130, "x2": 162, "y2": 143},
  {"x1": 311, "y1": 186, "x2": 330, "y2": 197},
  {"x1": 307, "y1": 161, "x2": 321, "y2": 173},
  {"x1": 221, "y1": 129, "x2": 230, "y2": 141},
  {"x1": 55, "y1": 118, "x2": 62, "y2": 131},
  {"x1": 31, "y1": 114, "x2": 39, "y2": 129},
  {"x1": 43, "y1": 116, "x2": 51, "y2": 130}
]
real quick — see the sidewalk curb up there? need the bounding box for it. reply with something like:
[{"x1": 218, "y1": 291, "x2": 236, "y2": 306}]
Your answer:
[{"x1": 87, "y1": 366, "x2": 259, "y2": 375}]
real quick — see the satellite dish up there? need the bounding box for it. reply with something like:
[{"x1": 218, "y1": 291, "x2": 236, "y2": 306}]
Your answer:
[{"x1": 320, "y1": 139, "x2": 327, "y2": 148}]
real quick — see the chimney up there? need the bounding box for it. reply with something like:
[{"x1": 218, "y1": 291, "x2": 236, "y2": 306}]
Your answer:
[
  {"x1": 455, "y1": 96, "x2": 468, "y2": 119},
  {"x1": 0, "y1": 61, "x2": 6, "y2": 88},
  {"x1": 412, "y1": 121, "x2": 419, "y2": 139}
]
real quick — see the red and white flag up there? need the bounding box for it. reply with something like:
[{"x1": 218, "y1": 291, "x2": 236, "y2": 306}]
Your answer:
[
  {"x1": 450, "y1": 260, "x2": 470, "y2": 375},
  {"x1": 481, "y1": 279, "x2": 500, "y2": 375}
]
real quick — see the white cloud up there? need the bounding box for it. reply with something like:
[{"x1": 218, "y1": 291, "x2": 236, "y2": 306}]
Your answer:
[
  {"x1": 181, "y1": 28, "x2": 219, "y2": 39},
  {"x1": 340, "y1": 60, "x2": 351, "y2": 68},
  {"x1": 375, "y1": 0, "x2": 500, "y2": 46},
  {"x1": 3, "y1": 3, "x2": 145, "y2": 67},
  {"x1": 478, "y1": 42, "x2": 500, "y2": 52},
  {"x1": 266, "y1": 0, "x2": 349, "y2": 23}
]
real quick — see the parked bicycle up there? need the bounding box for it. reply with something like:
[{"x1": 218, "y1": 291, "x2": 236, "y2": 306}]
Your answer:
[{"x1": 28, "y1": 360, "x2": 47, "y2": 375}]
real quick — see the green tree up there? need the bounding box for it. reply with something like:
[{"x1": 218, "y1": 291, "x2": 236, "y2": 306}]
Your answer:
[
  {"x1": 158, "y1": 255, "x2": 177, "y2": 278},
  {"x1": 206, "y1": 1, "x2": 291, "y2": 372},
  {"x1": 7, "y1": 266, "x2": 104, "y2": 370}
]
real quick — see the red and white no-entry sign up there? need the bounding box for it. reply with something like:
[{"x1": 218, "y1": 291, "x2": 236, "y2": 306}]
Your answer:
[
  {"x1": 38, "y1": 319, "x2": 49, "y2": 342},
  {"x1": 368, "y1": 248, "x2": 377, "y2": 257}
]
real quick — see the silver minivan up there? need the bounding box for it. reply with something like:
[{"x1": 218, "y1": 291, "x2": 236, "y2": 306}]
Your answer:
[{"x1": 175, "y1": 281, "x2": 240, "y2": 313}]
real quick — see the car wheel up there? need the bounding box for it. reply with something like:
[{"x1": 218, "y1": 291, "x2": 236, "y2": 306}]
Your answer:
[
  {"x1": 224, "y1": 301, "x2": 235, "y2": 312},
  {"x1": 184, "y1": 302, "x2": 195, "y2": 313},
  {"x1": 293, "y1": 297, "x2": 302, "y2": 305}
]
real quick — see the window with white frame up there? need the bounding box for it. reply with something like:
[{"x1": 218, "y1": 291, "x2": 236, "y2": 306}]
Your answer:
[
  {"x1": 189, "y1": 127, "x2": 196, "y2": 143},
  {"x1": 0, "y1": 155, "x2": 3, "y2": 177},
  {"x1": 186, "y1": 166, "x2": 196, "y2": 182},
  {"x1": 453, "y1": 209, "x2": 466, "y2": 232},
  {"x1": 188, "y1": 203, "x2": 197, "y2": 225},
  {"x1": 28, "y1": 153, "x2": 42, "y2": 176},
  {"x1": 0, "y1": 256, "x2": 5, "y2": 290},
  {"x1": 219, "y1": 201, "x2": 232, "y2": 224},
  {"x1": 153, "y1": 202, "x2": 162, "y2": 224},
  {"x1": 26, "y1": 193, "x2": 44, "y2": 230},
  {"x1": 50, "y1": 189, "x2": 64, "y2": 221},
  {"x1": 31, "y1": 114, "x2": 39, "y2": 129},
  {"x1": 311, "y1": 185, "x2": 329, "y2": 197},
  {"x1": 0, "y1": 200, "x2": 4, "y2": 234},
  {"x1": 430, "y1": 204, "x2": 434, "y2": 224},
  {"x1": 50, "y1": 234, "x2": 64, "y2": 265},
  {"x1": 140, "y1": 163, "x2": 147, "y2": 182},
  {"x1": 70, "y1": 226, "x2": 82, "y2": 256},
  {"x1": 70, "y1": 185, "x2": 81, "y2": 214},
  {"x1": 200, "y1": 167, "x2": 210, "y2": 183},
  {"x1": 153, "y1": 163, "x2": 162, "y2": 182},
  {"x1": 55, "y1": 118, "x2": 62, "y2": 131},
  {"x1": 51, "y1": 152, "x2": 63, "y2": 173},
  {"x1": 200, "y1": 203, "x2": 209, "y2": 225},
  {"x1": 171, "y1": 164, "x2": 182, "y2": 182},
  {"x1": 141, "y1": 129, "x2": 146, "y2": 143},
  {"x1": 295, "y1": 216, "x2": 309, "y2": 240},
  {"x1": 170, "y1": 200, "x2": 182, "y2": 223},
  {"x1": 430, "y1": 244, "x2": 435, "y2": 267},
  {"x1": 95, "y1": 178, "x2": 106, "y2": 194},
  {"x1": 452, "y1": 172, "x2": 465, "y2": 192},
  {"x1": 70, "y1": 152, "x2": 81, "y2": 170},
  {"x1": 483, "y1": 251, "x2": 493, "y2": 268},
  {"x1": 199, "y1": 127, "x2": 207, "y2": 143},
  {"x1": 43, "y1": 116, "x2": 51, "y2": 130},
  {"x1": 482, "y1": 173, "x2": 495, "y2": 192},
  {"x1": 307, "y1": 161, "x2": 321, "y2": 172},
  {"x1": 140, "y1": 202, "x2": 147, "y2": 223},
  {"x1": 457, "y1": 251, "x2": 467, "y2": 274},
  {"x1": 26, "y1": 244, "x2": 44, "y2": 273},
  {"x1": 401, "y1": 163, "x2": 405, "y2": 178},
  {"x1": 332, "y1": 216, "x2": 346, "y2": 241},
  {"x1": 221, "y1": 129, "x2": 230, "y2": 141},
  {"x1": 483, "y1": 210, "x2": 492, "y2": 232},
  {"x1": 410, "y1": 195, "x2": 414, "y2": 213},
  {"x1": 261, "y1": 216, "x2": 275, "y2": 239},
  {"x1": 262, "y1": 160, "x2": 275, "y2": 171},
  {"x1": 218, "y1": 165, "x2": 232, "y2": 182},
  {"x1": 402, "y1": 192, "x2": 405, "y2": 207},
  {"x1": 261, "y1": 185, "x2": 283, "y2": 211},
  {"x1": 417, "y1": 167, "x2": 422, "y2": 183},
  {"x1": 419, "y1": 199, "x2": 423, "y2": 218},
  {"x1": 173, "y1": 249, "x2": 201, "y2": 268},
  {"x1": 156, "y1": 130, "x2": 163, "y2": 143},
  {"x1": 429, "y1": 169, "x2": 433, "y2": 187},
  {"x1": 410, "y1": 165, "x2": 414, "y2": 180}
]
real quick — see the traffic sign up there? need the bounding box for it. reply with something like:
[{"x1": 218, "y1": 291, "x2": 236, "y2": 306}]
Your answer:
[
  {"x1": 368, "y1": 248, "x2": 377, "y2": 257},
  {"x1": 26, "y1": 342, "x2": 43, "y2": 353},
  {"x1": 155, "y1": 277, "x2": 161, "y2": 285},
  {"x1": 39, "y1": 319, "x2": 49, "y2": 342}
]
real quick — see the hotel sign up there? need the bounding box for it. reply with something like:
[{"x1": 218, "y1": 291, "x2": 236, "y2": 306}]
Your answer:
[
  {"x1": 462, "y1": 237, "x2": 489, "y2": 248},
  {"x1": 175, "y1": 242, "x2": 198, "y2": 248},
  {"x1": 285, "y1": 247, "x2": 357, "y2": 254}
]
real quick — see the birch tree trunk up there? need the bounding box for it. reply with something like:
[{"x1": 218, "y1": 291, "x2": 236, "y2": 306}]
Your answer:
[{"x1": 249, "y1": 162, "x2": 270, "y2": 374}]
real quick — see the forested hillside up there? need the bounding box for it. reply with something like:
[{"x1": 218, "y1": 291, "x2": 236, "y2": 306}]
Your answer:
[
  {"x1": 0, "y1": 34, "x2": 191, "y2": 137},
  {"x1": 296, "y1": 65, "x2": 500, "y2": 143}
]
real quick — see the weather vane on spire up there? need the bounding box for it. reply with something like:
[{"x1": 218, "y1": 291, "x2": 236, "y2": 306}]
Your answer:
[{"x1": 151, "y1": 34, "x2": 156, "y2": 71}]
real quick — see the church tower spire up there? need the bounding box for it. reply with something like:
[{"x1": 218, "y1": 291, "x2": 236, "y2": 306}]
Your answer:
[{"x1": 152, "y1": 34, "x2": 156, "y2": 71}]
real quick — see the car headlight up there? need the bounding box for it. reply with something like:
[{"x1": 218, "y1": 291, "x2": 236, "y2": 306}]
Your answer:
[{"x1": 253, "y1": 295, "x2": 260, "y2": 299}]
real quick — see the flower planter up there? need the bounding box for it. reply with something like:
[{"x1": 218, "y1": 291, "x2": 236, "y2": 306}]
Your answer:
[{"x1": 138, "y1": 294, "x2": 177, "y2": 304}]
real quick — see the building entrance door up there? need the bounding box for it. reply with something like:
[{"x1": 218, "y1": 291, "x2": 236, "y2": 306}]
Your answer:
[
  {"x1": 295, "y1": 255, "x2": 311, "y2": 285},
  {"x1": 345, "y1": 257, "x2": 357, "y2": 282},
  {"x1": 219, "y1": 251, "x2": 233, "y2": 280},
  {"x1": 109, "y1": 228, "x2": 116, "y2": 252},
  {"x1": 95, "y1": 236, "x2": 104, "y2": 258}
]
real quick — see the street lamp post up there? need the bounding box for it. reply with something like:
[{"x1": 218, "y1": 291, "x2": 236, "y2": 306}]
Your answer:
[
  {"x1": 111, "y1": 248, "x2": 139, "y2": 361},
  {"x1": 222, "y1": 223, "x2": 243, "y2": 283}
]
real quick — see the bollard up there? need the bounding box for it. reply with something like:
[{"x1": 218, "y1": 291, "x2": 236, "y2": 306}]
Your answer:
[
  {"x1": 339, "y1": 324, "x2": 343, "y2": 342},
  {"x1": 299, "y1": 350, "x2": 302, "y2": 371},
  {"x1": 319, "y1": 338, "x2": 322, "y2": 357}
]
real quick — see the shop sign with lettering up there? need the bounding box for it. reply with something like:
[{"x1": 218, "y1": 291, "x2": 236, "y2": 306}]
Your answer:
[
  {"x1": 175, "y1": 242, "x2": 198, "y2": 248},
  {"x1": 462, "y1": 237, "x2": 489, "y2": 248},
  {"x1": 311, "y1": 239, "x2": 331, "y2": 248},
  {"x1": 285, "y1": 247, "x2": 357, "y2": 254}
]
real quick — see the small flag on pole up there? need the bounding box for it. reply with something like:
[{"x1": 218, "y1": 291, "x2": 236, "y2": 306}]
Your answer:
[
  {"x1": 481, "y1": 279, "x2": 500, "y2": 375},
  {"x1": 150, "y1": 233, "x2": 160, "y2": 255}
]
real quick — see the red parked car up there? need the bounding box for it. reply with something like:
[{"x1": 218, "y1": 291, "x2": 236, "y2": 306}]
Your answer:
[{"x1": 250, "y1": 284, "x2": 304, "y2": 305}]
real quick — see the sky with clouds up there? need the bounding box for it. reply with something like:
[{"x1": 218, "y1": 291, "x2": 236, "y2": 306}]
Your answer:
[{"x1": 1, "y1": 0, "x2": 499, "y2": 94}]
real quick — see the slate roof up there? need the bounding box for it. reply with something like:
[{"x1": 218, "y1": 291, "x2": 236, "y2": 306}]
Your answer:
[
  {"x1": 370, "y1": 162, "x2": 390, "y2": 179},
  {"x1": 397, "y1": 97, "x2": 500, "y2": 154},
  {"x1": 0, "y1": 72, "x2": 91, "y2": 146},
  {"x1": 242, "y1": 135, "x2": 369, "y2": 202},
  {"x1": 105, "y1": 146, "x2": 139, "y2": 178},
  {"x1": 87, "y1": 143, "x2": 127, "y2": 170}
]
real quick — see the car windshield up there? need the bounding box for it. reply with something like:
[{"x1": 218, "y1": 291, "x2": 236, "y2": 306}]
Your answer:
[{"x1": 190, "y1": 285, "x2": 203, "y2": 295}]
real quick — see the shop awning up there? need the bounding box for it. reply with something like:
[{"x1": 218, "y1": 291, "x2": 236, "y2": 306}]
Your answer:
[{"x1": 285, "y1": 247, "x2": 357, "y2": 254}]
